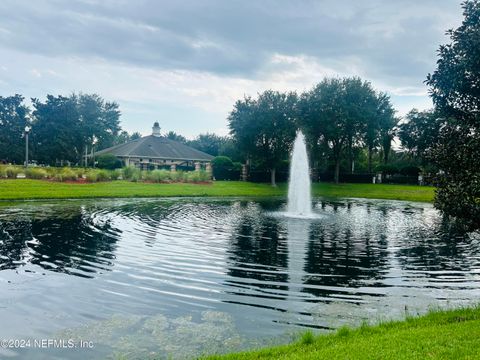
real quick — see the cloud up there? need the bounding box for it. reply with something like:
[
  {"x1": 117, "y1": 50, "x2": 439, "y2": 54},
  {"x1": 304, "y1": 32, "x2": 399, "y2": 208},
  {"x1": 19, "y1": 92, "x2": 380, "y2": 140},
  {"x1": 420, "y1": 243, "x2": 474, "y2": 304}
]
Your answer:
[{"x1": 0, "y1": 0, "x2": 464, "y2": 135}]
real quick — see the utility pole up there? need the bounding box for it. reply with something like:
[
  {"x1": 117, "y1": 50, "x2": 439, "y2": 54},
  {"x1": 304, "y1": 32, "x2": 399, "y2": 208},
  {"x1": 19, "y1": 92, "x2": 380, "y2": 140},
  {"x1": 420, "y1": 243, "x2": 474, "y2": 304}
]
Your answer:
[
  {"x1": 92, "y1": 136, "x2": 98, "y2": 168},
  {"x1": 24, "y1": 126, "x2": 31, "y2": 168}
]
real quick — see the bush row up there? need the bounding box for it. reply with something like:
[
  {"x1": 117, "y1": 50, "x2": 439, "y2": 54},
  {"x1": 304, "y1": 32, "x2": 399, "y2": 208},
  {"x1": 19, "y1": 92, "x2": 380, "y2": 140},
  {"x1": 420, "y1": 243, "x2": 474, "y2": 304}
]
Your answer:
[
  {"x1": 374, "y1": 164, "x2": 421, "y2": 176},
  {"x1": 0, "y1": 165, "x2": 211, "y2": 183}
]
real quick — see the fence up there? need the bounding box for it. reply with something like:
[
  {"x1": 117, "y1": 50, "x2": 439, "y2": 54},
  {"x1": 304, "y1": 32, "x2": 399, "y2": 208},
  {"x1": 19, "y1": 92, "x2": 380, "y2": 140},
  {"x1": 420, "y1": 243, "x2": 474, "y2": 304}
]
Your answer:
[
  {"x1": 246, "y1": 170, "x2": 422, "y2": 185},
  {"x1": 213, "y1": 169, "x2": 241, "y2": 181}
]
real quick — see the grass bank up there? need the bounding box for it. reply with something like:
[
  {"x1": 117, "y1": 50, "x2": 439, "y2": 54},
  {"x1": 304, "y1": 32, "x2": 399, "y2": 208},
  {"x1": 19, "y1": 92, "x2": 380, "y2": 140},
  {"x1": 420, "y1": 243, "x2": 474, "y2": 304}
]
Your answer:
[
  {"x1": 207, "y1": 306, "x2": 480, "y2": 360},
  {"x1": 0, "y1": 180, "x2": 434, "y2": 202}
]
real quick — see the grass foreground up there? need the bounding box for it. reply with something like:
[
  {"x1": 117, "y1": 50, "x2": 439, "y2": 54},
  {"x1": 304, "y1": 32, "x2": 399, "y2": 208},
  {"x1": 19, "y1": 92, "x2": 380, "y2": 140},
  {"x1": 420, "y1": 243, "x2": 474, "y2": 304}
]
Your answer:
[
  {"x1": 206, "y1": 306, "x2": 480, "y2": 360},
  {"x1": 0, "y1": 180, "x2": 434, "y2": 202}
]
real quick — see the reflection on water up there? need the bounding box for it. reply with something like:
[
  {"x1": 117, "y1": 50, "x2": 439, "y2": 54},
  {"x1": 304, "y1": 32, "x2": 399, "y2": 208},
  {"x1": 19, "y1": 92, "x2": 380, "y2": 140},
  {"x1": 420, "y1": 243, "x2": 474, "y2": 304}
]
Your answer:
[
  {"x1": 0, "y1": 205, "x2": 119, "y2": 277},
  {"x1": 0, "y1": 198, "x2": 479, "y2": 359}
]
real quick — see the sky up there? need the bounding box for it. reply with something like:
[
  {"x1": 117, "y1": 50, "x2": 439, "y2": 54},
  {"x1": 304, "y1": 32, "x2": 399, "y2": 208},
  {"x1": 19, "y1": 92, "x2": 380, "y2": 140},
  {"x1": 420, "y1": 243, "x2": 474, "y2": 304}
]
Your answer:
[{"x1": 0, "y1": 0, "x2": 464, "y2": 138}]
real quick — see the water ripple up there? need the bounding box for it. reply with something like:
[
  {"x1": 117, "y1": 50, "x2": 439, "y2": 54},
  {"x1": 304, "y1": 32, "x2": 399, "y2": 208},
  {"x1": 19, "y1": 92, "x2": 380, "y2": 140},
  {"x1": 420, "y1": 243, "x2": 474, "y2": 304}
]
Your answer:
[{"x1": 0, "y1": 198, "x2": 479, "y2": 359}]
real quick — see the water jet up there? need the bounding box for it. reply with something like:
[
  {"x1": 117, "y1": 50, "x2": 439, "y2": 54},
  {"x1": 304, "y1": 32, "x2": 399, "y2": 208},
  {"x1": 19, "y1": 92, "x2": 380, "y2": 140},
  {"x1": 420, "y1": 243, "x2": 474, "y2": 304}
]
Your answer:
[{"x1": 287, "y1": 131, "x2": 312, "y2": 217}]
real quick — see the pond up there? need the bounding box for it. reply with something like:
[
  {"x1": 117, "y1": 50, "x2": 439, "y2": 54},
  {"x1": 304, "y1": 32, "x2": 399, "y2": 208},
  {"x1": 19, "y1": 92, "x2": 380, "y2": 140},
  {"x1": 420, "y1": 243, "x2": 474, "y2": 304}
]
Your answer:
[{"x1": 0, "y1": 197, "x2": 479, "y2": 359}]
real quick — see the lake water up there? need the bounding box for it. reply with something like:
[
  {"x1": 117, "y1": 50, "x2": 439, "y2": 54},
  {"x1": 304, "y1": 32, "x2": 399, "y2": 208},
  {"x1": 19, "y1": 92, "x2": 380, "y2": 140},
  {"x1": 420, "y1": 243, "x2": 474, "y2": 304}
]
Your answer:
[{"x1": 0, "y1": 197, "x2": 479, "y2": 359}]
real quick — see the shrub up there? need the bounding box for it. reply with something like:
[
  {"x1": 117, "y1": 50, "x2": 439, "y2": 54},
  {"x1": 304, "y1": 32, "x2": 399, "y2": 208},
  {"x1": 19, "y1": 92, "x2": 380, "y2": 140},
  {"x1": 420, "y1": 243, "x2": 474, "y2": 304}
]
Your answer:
[
  {"x1": 183, "y1": 171, "x2": 195, "y2": 182},
  {"x1": 122, "y1": 166, "x2": 140, "y2": 180},
  {"x1": 130, "y1": 171, "x2": 141, "y2": 182},
  {"x1": 74, "y1": 168, "x2": 86, "y2": 178},
  {"x1": 25, "y1": 168, "x2": 47, "y2": 179},
  {"x1": 170, "y1": 170, "x2": 182, "y2": 182},
  {"x1": 189, "y1": 171, "x2": 199, "y2": 183},
  {"x1": 109, "y1": 169, "x2": 122, "y2": 180},
  {"x1": 400, "y1": 165, "x2": 421, "y2": 177},
  {"x1": 86, "y1": 171, "x2": 98, "y2": 183},
  {"x1": 86, "y1": 169, "x2": 111, "y2": 182},
  {"x1": 145, "y1": 169, "x2": 171, "y2": 182},
  {"x1": 96, "y1": 170, "x2": 110, "y2": 182},
  {"x1": 212, "y1": 156, "x2": 234, "y2": 180},
  {"x1": 197, "y1": 170, "x2": 211, "y2": 182},
  {"x1": 375, "y1": 164, "x2": 398, "y2": 175},
  {"x1": 97, "y1": 154, "x2": 122, "y2": 170},
  {"x1": 144, "y1": 171, "x2": 155, "y2": 182},
  {"x1": 232, "y1": 162, "x2": 243, "y2": 171},
  {"x1": 5, "y1": 166, "x2": 20, "y2": 179},
  {"x1": 212, "y1": 156, "x2": 233, "y2": 169},
  {"x1": 44, "y1": 167, "x2": 58, "y2": 179},
  {"x1": 55, "y1": 168, "x2": 77, "y2": 182},
  {"x1": 0, "y1": 166, "x2": 5, "y2": 178},
  {"x1": 160, "y1": 169, "x2": 172, "y2": 181},
  {"x1": 183, "y1": 170, "x2": 210, "y2": 183}
]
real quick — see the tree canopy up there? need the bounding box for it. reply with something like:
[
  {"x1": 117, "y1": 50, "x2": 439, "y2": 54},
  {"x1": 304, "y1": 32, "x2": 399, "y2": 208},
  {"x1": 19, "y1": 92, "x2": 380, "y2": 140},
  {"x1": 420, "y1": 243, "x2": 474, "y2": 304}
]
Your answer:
[
  {"x1": 31, "y1": 93, "x2": 121, "y2": 165},
  {"x1": 229, "y1": 90, "x2": 297, "y2": 186},
  {"x1": 398, "y1": 109, "x2": 441, "y2": 166},
  {"x1": 299, "y1": 78, "x2": 395, "y2": 183},
  {"x1": 0, "y1": 94, "x2": 30, "y2": 164}
]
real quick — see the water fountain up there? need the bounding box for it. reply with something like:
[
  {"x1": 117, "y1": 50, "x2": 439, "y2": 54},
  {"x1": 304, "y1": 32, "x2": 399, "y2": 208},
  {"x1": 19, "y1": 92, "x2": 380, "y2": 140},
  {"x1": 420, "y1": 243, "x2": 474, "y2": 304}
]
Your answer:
[{"x1": 287, "y1": 131, "x2": 312, "y2": 217}]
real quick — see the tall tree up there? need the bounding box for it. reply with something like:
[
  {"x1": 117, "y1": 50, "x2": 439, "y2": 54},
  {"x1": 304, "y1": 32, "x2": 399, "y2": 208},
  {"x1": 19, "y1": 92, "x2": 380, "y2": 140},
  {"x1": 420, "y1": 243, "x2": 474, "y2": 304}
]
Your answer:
[
  {"x1": 31, "y1": 95, "x2": 80, "y2": 164},
  {"x1": 343, "y1": 78, "x2": 378, "y2": 173},
  {"x1": 227, "y1": 96, "x2": 257, "y2": 162},
  {"x1": 299, "y1": 78, "x2": 347, "y2": 184},
  {"x1": 300, "y1": 78, "x2": 384, "y2": 183},
  {"x1": 114, "y1": 130, "x2": 132, "y2": 145},
  {"x1": 425, "y1": 0, "x2": 480, "y2": 230},
  {"x1": 376, "y1": 93, "x2": 397, "y2": 165},
  {"x1": 398, "y1": 109, "x2": 441, "y2": 165},
  {"x1": 0, "y1": 95, "x2": 30, "y2": 164},
  {"x1": 188, "y1": 133, "x2": 226, "y2": 156},
  {"x1": 130, "y1": 132, "x2": 142, "y2": 140},
  {"x1": 364, "y1": 113, "x2": 379, "y2": 173},
  {"x1": 32, "y1": 93, "x2": 121, "y2": 165},
  {"x1": 77, "y1": 93, "x2": 121, "y2": 150},
  {"x1": 165, "y1": 131, "x2": 187, "y2": 144},
  {"x1": 229, "y1": 90, "x2": 297, "y2": 186},
  {"x1": 364, "y1": 93, "x2": 394, "y2": 173}
]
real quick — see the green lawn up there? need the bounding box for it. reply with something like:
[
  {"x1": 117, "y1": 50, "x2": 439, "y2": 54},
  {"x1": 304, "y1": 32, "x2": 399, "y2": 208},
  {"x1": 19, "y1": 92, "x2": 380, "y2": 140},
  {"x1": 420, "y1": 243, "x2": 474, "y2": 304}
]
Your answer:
[
  {"x1": 0, "y1": 180, "x2": 434, "y2": 202},
  {"x1": 206, "y1": 306, "x2": 480, "y2": 360}
]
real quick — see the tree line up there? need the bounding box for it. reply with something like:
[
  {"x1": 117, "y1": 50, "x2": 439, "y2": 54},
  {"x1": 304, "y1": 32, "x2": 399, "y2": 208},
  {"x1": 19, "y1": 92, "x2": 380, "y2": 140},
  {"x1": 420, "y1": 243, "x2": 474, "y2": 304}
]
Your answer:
[
  {"x1": 0, "y1": 93, "x2": 132, "y2": 165},
  {"x1": 0, "y1": 86, "x2": 436, "y2": 183},
  {"x1": 228, "y1": 77, "x2": 397, "y2": 185},
  {"x1": 0, "y1": 93, "x2": 236, "y2": 166}
]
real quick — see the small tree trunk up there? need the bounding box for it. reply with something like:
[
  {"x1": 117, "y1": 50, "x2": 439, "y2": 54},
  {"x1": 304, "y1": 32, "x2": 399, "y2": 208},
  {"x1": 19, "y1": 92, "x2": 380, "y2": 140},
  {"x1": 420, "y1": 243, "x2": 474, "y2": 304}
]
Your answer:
[
  {"x1": 368, "y1": 146, "x2": 373, "y2": 173},
  {"x1": 334, "y1": 160, "x2": 340, "y2": 184},
  {"x1": 348, "y1": 141, "x2": 354, "y2": 174},
  {"x1": 270, "y1": 168, "x2": 276, "y2": 187}
]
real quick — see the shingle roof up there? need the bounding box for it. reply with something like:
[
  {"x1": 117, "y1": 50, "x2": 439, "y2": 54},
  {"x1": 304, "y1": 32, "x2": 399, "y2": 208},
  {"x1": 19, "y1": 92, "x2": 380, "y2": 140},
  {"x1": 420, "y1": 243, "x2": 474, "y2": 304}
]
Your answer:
[{"x1": 96, "y1": 135, "x2": 214, "y2": 161}]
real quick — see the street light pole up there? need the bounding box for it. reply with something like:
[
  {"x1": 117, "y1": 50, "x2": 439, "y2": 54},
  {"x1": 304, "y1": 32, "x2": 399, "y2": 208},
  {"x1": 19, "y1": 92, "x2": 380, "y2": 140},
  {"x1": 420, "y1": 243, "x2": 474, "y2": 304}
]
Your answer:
[{"x1": 24, "y1": 126, "x2": 31, "y2": 168}]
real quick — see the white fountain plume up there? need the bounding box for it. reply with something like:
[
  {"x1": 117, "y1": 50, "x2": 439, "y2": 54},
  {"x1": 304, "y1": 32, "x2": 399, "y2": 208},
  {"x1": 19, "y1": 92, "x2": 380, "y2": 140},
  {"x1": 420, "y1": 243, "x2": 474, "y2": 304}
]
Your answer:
[{"x1": 287, "y1": 131, "x2": 312, "y2": 216}]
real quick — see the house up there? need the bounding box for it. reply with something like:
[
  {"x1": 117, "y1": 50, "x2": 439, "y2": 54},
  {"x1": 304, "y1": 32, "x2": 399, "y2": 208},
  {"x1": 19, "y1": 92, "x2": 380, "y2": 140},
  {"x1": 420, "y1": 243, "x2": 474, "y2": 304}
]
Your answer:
[{"x1": 95, "y1": 122, "x2": 214, "y2": 171}]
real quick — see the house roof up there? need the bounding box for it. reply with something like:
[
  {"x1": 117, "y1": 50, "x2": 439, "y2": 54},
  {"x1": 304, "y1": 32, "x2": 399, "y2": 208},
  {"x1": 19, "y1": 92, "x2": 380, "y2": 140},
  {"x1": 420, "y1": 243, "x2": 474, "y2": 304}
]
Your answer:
[{"x1": 96, "y1": 135, "x2": 214, "y2": 161}]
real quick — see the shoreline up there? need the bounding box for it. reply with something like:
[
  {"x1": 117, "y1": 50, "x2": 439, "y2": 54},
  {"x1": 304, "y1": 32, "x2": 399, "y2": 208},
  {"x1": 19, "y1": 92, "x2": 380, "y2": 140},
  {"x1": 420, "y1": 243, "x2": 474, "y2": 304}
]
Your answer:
[
  {"x1": 0, "y1": 180, "x2": 435, "y2": 203},
  {"x1": 206, "y1": 306, "x2": 480, "y2": 359}
]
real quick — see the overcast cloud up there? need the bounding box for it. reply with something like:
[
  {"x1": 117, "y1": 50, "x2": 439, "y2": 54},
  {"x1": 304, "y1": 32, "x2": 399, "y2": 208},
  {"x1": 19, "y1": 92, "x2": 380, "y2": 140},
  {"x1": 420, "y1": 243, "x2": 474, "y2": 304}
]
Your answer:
[{"x1": 0, "y1": 0, "x2": 464, "y2": 137}]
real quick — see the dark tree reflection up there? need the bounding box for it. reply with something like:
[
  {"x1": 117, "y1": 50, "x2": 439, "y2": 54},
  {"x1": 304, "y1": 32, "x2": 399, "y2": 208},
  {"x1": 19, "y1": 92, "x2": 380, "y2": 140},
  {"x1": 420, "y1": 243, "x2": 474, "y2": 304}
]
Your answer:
[
  {"x1": 226, "y1": 206, "x2": 288, "y2": 293},
  {"x1": 396, "y1": 219, "x2": 480, "y2": 274},
  {"x1": 303, "y1": 222, "x2": 389, "y2": 297},
  {"x1": 0, "y1": 205, "x2": 121, "y2": 277}
]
